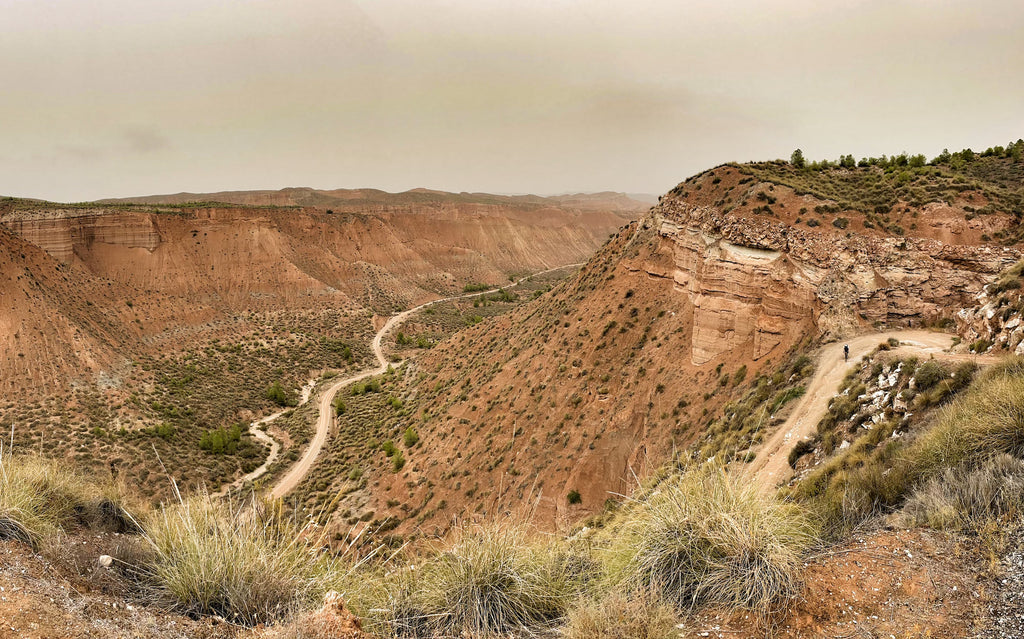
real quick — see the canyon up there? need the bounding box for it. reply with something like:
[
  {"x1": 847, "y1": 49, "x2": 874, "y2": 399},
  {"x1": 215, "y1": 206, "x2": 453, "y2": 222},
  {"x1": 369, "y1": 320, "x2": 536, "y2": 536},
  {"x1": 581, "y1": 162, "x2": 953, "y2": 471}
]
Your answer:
[
  {"x1": 316, "y1": 158, "x2": 1021, "y2": 537},
  {"x1": 3, "y1": 151, "x2": 1024, "y2": 639}
]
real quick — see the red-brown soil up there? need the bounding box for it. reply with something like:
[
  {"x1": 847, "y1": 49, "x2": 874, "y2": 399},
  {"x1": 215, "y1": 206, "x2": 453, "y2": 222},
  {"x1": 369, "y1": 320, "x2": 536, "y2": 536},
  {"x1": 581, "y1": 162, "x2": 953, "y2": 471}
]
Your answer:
[
  {"x1": 1, "y1": 192, "x2": 641, "y2": 400},
  {"x1": 341, "y1": 163, "x2": 1020, "y2": 538},
  {"x1": 685, "y1": 528, "x2": 994, "y2": 638}
]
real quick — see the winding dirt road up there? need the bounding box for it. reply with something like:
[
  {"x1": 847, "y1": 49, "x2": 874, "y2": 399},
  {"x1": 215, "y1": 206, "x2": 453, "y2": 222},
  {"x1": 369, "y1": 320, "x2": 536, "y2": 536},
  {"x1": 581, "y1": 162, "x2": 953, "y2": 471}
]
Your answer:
[
  {"x1": 747, "y1": 330, "x2": 996, "y2": 492},
  {"x1": 211, "y1": 379, "x2": 316, "y2": 498},
  {"x1": 267, "y1": 263, "x2": 583, "y2": 499}
]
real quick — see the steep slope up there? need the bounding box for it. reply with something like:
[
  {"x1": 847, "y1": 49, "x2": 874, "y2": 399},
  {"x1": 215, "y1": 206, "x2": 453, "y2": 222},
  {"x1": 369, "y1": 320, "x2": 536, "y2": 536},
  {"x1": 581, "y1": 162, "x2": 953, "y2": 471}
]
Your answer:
[
  {"x1": 317, "y1": 156, "x2": 1022, "y2": 537},
  {"x1": 0, "y1": 195, "x2": 635, "y2": 394},
  {"x1": 0, "y1": 223, "x2": 218, "y2": 399},
  {"x1": 0, "y1": 189, "x2": 641, "y2": 501}
]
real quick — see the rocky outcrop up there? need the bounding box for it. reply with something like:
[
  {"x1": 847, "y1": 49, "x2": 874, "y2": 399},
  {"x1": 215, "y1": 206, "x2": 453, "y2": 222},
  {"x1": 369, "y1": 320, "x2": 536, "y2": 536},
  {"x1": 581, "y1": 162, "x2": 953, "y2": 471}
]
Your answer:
[
  {"x1": 655, "y1": 199, "x2": 1020, "y2": 365},
  {"x1": 4, "y1": 212, "x2": 161, "y2": 262},
  {"x1": 955, "y1": 279, "x2": 1024, "y2": 354}
]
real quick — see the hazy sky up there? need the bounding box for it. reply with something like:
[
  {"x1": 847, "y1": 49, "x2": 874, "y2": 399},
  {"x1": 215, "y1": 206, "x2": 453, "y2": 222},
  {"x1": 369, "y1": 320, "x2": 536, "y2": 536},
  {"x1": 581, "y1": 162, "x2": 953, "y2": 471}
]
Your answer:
[{"x1": 2, "y1": 0, "x2": 1022, "y2": 201}]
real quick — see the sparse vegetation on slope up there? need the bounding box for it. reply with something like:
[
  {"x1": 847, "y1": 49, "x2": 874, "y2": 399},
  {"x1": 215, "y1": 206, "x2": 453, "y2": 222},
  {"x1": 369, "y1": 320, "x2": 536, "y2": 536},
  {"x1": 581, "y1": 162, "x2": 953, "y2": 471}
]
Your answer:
[{"x1": 794, "y1": 354, "x2": 1024, "y2": 536}]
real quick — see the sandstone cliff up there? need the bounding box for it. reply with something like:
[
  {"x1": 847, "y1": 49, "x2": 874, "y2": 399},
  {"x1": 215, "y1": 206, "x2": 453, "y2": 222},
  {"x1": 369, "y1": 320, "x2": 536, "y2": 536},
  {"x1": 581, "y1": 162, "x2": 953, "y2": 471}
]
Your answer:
[{"x1": 658, "y1": 189, "x2": 1019, "y2": 365}]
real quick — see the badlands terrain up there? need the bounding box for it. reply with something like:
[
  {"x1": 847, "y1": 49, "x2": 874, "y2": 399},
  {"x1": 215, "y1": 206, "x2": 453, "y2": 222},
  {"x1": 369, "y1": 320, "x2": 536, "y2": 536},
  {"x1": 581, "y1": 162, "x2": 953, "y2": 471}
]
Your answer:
[
  {"x1": 4, "y1": 143, "x2": 1024, "y2": 638},
  {"x1": 0, "y1": 189, "x2": 640, "y2": 496}
]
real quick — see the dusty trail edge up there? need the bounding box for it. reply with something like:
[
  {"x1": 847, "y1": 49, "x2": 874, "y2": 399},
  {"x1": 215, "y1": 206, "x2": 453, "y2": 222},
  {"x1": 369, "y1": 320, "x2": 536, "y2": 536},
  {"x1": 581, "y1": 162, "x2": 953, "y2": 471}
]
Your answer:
[
  {"x1": 242, "y1": 264, "x2": 585, "y2": 499},
  {"x1": 746, "y1": 329, "x2": 999, "y2": 493}
]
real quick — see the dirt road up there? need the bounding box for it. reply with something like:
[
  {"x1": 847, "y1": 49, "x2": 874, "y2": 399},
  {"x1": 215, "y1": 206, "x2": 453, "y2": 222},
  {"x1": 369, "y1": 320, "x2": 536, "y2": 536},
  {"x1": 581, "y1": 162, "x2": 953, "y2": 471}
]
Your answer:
[
  {"x1": 268, "y1": 263, "x2": 583, "y2": 499},
  {"x1": 747, "y1": 330, "x2": 995, "y2": 492},
  {"x1": 211, "y1": 379, "x2": 316, "y2": 498}
]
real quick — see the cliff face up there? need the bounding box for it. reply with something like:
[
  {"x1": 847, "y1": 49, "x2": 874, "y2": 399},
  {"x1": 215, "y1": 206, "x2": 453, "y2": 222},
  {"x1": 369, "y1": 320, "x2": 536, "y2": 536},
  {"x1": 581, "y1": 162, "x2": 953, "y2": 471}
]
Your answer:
[
  {"x1": 4, "y1": 211, "x2": 162, "y2": 263},
  {"x1": 2, "y1": 204, "x2": 631, "y2": 313},
  {"x1": 657, "y1": 194, "x2": 1019, "y2": 365}
]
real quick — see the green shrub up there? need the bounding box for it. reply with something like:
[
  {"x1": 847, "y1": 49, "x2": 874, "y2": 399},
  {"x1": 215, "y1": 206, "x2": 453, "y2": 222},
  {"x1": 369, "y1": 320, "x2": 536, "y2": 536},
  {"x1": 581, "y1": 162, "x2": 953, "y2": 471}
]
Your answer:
[
  {"x1": 333, "y1": 396, "x2": 347, "y2": 416},
  {"x1": 732, "y1": 365, "x2": 747, "y2": 386},
  {"x1": 607, "y1": 463, "x2": 816, "y2": 612},
  {"x1": 392, "y1": 450, "x2": 406, "y2": 472},
  {"x1": 199, "y1": 424, "x2": 243, "y2": 455},
  {"x1": 265, "y1": 381, "x2": 296, "y2": 407},
  {"x1": 788, "y1": 439, "x2": 817, "y2": 468},
  {"x1": 567, "y1": 490, "x2": 582, "y2": 505},
  {"x1": 403, "y1": 427, "x2": 419, "y2": 448},
  {"x1": 970, "y1": 338, "x2": 993, "y2": 353},
  {"x1": 913, "y1": 361, "x2": 947, "y2": 390}
]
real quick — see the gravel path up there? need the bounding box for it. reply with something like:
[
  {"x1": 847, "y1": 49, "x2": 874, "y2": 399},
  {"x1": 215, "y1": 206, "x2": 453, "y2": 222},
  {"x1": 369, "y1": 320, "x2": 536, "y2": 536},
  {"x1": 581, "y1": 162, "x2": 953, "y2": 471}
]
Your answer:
[{"x1": 746, "y1": 330, "x2": 996, "y2": 492}]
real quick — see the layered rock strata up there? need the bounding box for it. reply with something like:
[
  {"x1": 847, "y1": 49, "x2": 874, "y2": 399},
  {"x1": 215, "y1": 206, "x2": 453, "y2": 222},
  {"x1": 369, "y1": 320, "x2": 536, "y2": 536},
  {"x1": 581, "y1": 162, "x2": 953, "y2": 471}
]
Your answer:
[{"x1": 656, "y1": 200, "x2": 1020, "y2": 364}]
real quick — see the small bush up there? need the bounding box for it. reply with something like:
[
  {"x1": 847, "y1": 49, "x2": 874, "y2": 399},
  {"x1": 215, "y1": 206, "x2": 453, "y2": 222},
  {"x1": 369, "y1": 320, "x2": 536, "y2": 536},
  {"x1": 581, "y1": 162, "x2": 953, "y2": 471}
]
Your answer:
[
  {"x1": 567, "y1": 490, "x2": 582, "y2": 505},
  {"x1": 900, "y1": 454, "x2": 1024, "y2": 532},
  {"x1": 913, "y1": 361, "x2": 947, "y2": 390},
  {"x1": 265, "y1": 381, "x2": 297, "y2": 407},
  {"x1": 199, "y1": 424, "x2": 243, "y2": 455},
  {"x1": 608, "y1": 463, "x2": 816, "y2": 613},
  {"x1": 788, "y1": 439, "x2": 817, "y2": 469},
  {"x1": 732, "y1": 365, "x2": 747, "y2": 386},
  {"x1": 403, "y1": 427, "x2": 419, "y2": 448},
  {"x1": 970, "y1": 338, "x2": 992, "y2": 353},
  {"x1": 142, "y1": 496, "x2": 345, "y2": 626}
]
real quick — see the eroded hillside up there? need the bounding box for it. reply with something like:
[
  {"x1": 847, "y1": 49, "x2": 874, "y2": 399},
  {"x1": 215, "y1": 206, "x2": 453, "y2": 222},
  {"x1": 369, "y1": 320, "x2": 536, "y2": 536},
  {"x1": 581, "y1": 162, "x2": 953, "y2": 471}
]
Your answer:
[
  {"x1": 321, "y1": 155, "x2": 1023, "y2": 539},
  {"x1": 0, "y1": 191, "x2": 640, "y2": 498}
]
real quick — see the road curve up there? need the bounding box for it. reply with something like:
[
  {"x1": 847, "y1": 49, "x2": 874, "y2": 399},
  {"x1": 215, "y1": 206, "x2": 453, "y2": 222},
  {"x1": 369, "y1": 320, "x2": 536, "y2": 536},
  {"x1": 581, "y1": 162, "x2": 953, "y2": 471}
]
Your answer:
[
  {"x1": 746, "y1": 330, "x2": 997, "y2": 492},
  {"x1": 211, "y1": 379, "x2": 316, "y2": 498},
  {"x1": 269, "y1": 263, "x2": 584, "y2": 499}
]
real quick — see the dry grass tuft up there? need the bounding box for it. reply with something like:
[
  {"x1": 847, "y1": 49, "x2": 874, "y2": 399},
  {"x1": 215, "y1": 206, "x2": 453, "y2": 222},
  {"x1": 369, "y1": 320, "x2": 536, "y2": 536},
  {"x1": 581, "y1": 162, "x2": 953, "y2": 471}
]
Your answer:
[
  {"x1": 563, "y1": 591, "x2": 677, "y2": 639},
  {"x1": 0, "y1": 450, "x2": 129, "y2": 547},
  {"x1": 357, "y1": 523, "x2": 584, "y2": 638},
  {"x1": 900, "y1": 454, "x2": 1024, "y2": 532},
  {"x1": 608, "y1": 462, "x2": 817, "y2": 614},
  {"x1": 141, "y1": 494, "x2": 350, "y2": 626}
]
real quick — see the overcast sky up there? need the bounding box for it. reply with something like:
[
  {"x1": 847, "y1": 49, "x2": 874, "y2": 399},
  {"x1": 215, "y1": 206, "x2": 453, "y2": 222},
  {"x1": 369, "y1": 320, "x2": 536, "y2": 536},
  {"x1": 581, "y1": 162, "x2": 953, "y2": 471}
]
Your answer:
[{"x1": 1, "y1": 0, "x2": 1022, "y2": 201}]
